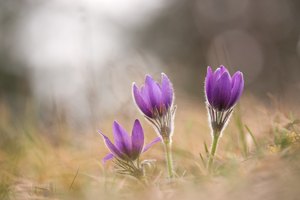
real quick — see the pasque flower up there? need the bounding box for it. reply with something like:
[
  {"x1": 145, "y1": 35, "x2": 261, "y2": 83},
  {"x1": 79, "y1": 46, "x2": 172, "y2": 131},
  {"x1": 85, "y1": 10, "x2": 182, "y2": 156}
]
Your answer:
[
  {"x1": 132, "y1": 73, "x2": 175, "y2": 140},
  {"x1": 205, "y1": 65, "x2": 244, "y2": 113},
  {"x1": 98, "y1": 119, "x2": 160, "y2": 178},
  {"x1": 205, "y1": 65, "x2": 244, "y2": 170},
  {"x1": 133, "y1": 73, "x2": 176, "y2": 178}
]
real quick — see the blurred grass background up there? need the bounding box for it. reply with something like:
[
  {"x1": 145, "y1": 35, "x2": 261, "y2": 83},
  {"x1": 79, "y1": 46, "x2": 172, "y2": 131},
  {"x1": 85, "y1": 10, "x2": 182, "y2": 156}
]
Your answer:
[
  {"x1": 1, "y1": 0, "x2": 300, "y2": 199},
  {"x1": 0, "y1": 96, "x2": 300, "y2": 199}
]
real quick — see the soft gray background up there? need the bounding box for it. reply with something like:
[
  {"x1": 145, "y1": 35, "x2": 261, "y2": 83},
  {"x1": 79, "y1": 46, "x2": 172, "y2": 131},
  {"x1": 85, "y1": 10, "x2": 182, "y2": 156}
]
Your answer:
[{"x1": 1, "y1": 0, "x2": 299, "y2": 127}]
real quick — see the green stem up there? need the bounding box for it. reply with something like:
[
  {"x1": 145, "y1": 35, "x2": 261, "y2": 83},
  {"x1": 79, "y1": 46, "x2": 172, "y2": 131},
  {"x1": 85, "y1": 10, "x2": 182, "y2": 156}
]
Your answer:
[
  {"x1": 163, "y1": 140, "x2": 174, "y2": 179},
  {"x1": 207, "y1": 132, "x2": 220, "y2": 171}
]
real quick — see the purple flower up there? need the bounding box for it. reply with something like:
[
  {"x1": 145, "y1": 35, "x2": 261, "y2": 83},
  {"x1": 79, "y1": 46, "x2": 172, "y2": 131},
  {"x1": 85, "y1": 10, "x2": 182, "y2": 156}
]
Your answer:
[
  {"x1": 205, "y1": 65, "x2": 244, "y2": 134},
  {"x1": 205, "y1": 65, "x2": 244, "y2": 111},
  {"x1": 205, "y1": 66, "x2": 244, "y2": 170},
  {"x1": 132, "y1": 73, "x2": 174, "y2": 119},
  {"x1": 98, "y1": 119, "x2": 161, "y2": 163},
  {"x1": 133, "y1": 73, "x2": 176, "y2": 178}
]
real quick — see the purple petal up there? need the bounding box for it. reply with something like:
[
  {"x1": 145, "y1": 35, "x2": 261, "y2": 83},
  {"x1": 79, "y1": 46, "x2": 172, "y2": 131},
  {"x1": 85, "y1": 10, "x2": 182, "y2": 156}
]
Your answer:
[
  {"x1": 228, "y1": 71, "x2": 244, "y2": 108},
  {"x1": 161, "y1": 73, "x2": 174, "y2": 108},
  {"x1": 98, "y1": 130, "x2": 124, "y2": 159},
  {"x1": 211, "y1": 71, "x2": 232, "y2": 110},
  {"x1": 131, "y1": 119, "x2": 144, "y2": 160},
  {"x1": 102, "y1": 153, "x2": 114, "y2": 164},
  {"x1": 113, "y1": 121, "x2": 131, "y2": 156},
  {"x1": 205, "y1": 66, "x2": 214, "y2": 104},
  {"x1": 145, "y1": 75, "x2": 162, "y2": 109},
  {"x1": 143, "y1": 137, "x2": 162, "y2": 152},
  {"x1": 213, "y1": 65, "x2": 227, "y2": 80},
  {"x1": 140, "y1": 85, "x2": 153, "y2": 108},
  {"x1": 132, "y1": 84, "x2": 153, "y2": 117}
]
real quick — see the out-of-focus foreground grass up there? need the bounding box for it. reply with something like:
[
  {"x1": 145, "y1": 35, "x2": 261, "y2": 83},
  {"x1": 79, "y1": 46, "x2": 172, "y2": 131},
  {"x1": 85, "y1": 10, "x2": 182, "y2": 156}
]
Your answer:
[{"x1": 0, "y1": 96, "x2": 300, "y2": 200}]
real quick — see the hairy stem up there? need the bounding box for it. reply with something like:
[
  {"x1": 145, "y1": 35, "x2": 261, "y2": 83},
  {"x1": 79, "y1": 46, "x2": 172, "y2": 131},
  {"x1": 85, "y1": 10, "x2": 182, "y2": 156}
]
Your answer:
[
  {"x1": 207, "y1": 131, "x2": 220, "y2": 171},
  {"x1": 163, "y1": 139, "x2": 174, "y2": 179}
]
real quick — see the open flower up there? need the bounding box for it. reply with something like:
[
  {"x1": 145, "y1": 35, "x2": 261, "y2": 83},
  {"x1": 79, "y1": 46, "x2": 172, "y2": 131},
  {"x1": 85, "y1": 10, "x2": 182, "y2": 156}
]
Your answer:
[
  {"x1": 205, "y1": 65, "x2": 244, "y2": 112},
  {"x1": 98, "y1": 119, "x2": 160, "y2": 163}
]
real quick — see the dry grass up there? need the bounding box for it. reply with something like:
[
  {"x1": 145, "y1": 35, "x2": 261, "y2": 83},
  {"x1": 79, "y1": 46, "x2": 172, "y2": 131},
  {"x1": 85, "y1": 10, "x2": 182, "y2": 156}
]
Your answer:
[{"x1": 0, "y1": 95, "x2": 300, "y2": 200}]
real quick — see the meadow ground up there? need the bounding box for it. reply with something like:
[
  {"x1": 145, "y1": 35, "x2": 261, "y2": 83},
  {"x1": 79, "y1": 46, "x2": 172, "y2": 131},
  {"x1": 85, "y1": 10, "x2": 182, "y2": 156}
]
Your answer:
[{"x1": 0, "y1": 95, "x2": 300, "y2": 200}]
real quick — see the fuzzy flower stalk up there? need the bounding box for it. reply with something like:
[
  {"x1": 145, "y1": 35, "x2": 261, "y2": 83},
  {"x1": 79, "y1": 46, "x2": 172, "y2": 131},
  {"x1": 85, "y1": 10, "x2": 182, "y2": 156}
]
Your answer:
[
  {"x1": 205, "y1": 66, "x2": 244, "y2": 170},
  {"x1": 133, "y1": 73, "x2": 176, "y2": 178},
  {"x1": 98, "y1": 120, "x2": 160, "y2": 180}
]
